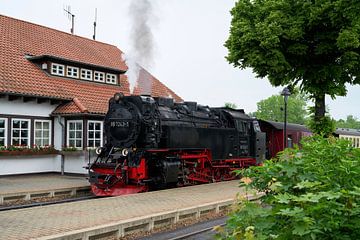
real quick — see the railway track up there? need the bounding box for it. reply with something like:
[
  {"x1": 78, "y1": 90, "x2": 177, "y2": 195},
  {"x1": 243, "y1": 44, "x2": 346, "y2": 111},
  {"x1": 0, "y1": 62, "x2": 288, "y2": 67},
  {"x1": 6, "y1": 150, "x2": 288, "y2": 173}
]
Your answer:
[
  {"x1": 0, "y1": 195, "x2": 97, "y2": 211},
  {"x1": 167, "y1": 223, "x2": 226, "y2": 240},
  {"x1": 136, "y1": 216, "x2": 227, "y2": 240}
]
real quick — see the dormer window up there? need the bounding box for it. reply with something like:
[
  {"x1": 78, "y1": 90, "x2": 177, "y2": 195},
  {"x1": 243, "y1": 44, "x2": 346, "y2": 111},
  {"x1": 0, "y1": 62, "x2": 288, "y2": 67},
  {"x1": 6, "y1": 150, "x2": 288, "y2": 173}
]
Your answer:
[
  {"x1": 106, "y1": 73, "x2": 117, "y2": 84},
  {"x1": 94, "y1": 71, "x2": 105, "y2": 82},
  {"x1": 67, "y1": 66, "x2": 79, "y2": 78},
  {"x1": 51, "y1": 63, "x2": 65, "y2": 76},
  {"x1": 81, "y1": 68, "x2": 93, "y2": 81},
  {"x1": 29, "y1": 56, "x2": 124, "y2": 85}
]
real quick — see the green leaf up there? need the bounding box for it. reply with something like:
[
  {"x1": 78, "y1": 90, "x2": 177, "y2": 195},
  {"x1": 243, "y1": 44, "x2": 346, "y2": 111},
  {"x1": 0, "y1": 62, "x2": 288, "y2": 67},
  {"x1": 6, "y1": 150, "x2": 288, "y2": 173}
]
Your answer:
[
  {"x1": 292, "y1": 222, "x2": 310, "y2": 236},
  {"x1": 274, "y1": 193, "x2": 292, "y2": 204},
  {"x1": 294, "y1": 180, "x2": 322, "y2": 190},
  {"x1": 278, "y1": 207, "x2": 304, "y2": 217}
]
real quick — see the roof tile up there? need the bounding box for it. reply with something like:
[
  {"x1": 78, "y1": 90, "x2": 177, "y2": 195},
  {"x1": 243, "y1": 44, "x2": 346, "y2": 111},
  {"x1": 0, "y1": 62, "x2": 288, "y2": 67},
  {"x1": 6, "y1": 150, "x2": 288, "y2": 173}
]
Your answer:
[{"x1": 0, "y1": 15, "x2": 182, "y2": 115}]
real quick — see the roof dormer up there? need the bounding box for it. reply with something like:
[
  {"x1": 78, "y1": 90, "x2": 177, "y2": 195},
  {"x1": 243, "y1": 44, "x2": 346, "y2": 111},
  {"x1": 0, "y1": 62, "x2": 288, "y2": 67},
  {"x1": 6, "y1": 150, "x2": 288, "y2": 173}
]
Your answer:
[{"x1": 26, "y1": 55, "x2": 125, "y2": 86}]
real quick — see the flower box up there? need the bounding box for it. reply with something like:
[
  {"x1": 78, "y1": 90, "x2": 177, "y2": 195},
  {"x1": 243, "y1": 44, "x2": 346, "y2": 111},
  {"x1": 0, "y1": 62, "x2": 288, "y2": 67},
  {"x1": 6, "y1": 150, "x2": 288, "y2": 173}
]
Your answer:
[
  {"x1": 0, "y1": 147, "x2": 59, "y2": 157},
  {"x1": 59, "y1": 150, "x2": 85, "y2": 157},
  {"x1": 0, "y1": 150, "x2": 59, "y2": 157}
]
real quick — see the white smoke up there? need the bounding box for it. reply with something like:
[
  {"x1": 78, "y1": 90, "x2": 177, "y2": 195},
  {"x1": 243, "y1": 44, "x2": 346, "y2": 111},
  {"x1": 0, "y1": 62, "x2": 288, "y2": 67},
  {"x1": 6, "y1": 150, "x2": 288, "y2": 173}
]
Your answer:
[
  {"x1": 126, "y1": 0, "x2": 157, "y2": 95},
  {"x1": 122, "y1": 53, "x2": 139, "y2": 94}
]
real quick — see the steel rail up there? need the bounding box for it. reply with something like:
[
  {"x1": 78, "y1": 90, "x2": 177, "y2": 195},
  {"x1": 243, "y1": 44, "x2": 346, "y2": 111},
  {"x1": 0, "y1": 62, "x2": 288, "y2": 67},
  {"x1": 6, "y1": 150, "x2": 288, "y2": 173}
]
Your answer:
[
  {"x1": 167, "y1": 223, "x2": 226, "y2": 240},
  {"x1": 0, "y1": 195, "x2": 97, "y2": 212}
]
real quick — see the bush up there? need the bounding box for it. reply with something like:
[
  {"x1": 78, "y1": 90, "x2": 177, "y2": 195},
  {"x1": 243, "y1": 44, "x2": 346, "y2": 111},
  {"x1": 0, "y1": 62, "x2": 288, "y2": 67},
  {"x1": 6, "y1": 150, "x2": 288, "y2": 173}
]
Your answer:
[{"x1": 218, "y1": 136, "x2": 360, "y2": 240}]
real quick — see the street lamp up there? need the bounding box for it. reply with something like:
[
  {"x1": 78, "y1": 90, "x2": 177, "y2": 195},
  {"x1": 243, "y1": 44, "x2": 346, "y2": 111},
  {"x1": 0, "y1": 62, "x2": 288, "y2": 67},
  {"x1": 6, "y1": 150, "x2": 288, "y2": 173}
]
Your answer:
[{"x1": 281, "y1": 87, "x2": 291, "y2": 149}]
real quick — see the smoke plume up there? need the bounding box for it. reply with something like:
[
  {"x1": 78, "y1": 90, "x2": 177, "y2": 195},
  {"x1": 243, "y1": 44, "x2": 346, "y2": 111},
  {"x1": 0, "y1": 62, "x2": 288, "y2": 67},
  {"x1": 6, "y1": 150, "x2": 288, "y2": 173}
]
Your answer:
[{"x1": 126, "y1": 0, "x2": 157, "y2": 95}]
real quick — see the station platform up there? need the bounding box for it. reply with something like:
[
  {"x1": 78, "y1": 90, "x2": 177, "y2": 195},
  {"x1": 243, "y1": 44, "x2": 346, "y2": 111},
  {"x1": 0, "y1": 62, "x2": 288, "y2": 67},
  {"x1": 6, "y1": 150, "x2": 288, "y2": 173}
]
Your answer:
[
  {"x1": 0, "y1": 180, "x2": 247, "y2": 240},
  {"x1": 0, "y1": 173, "x2": 90, "y2": 204}
]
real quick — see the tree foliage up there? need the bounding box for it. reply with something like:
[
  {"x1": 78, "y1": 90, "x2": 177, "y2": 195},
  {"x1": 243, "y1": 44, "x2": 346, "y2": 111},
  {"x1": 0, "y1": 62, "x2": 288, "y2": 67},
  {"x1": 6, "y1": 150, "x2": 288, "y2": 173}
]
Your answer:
[
  {"x1": 254, "y1": 88, "x2": 308, "y2": 124},
  {"x1": 225, "y1": 102, "x2": 238, "y2": 109},
  {"x1": 306, "y1": 106, "x2": 336, "y2": 137},
  {"x1": 225, "y1": 0, "x2": 360, "y2": 135},
  {"x1": 336, "y1": 115, "x2": 360, "y2": 129},
  {"x1": 217, "y1": 136, "x2": 360, "y2": 239}
]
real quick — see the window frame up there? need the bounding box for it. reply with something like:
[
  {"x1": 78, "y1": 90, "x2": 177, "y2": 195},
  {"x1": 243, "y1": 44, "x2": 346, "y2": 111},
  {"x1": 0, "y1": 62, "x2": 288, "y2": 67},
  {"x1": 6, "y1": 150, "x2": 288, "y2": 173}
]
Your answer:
[
  {"x1": 94, "y1": 71, "x2": 105, "y2": 83},
  {"x1": 81, "y1": 68, "x2": 93, "y2": 81},
  {"x1": 34, "y1": 120, "x2": 52, "y2": 147},
  {"x1": 11, "y1": 118, "x2": 31, "y2": 147},
  {"x1": 106, "y1": 73, "x2": 117, "y2": 84},
  {"x1": 0, "y1": 118, "x2": 8, "y2": 147},
  {"x1": 51, "y1": 63, "x2": 65, "y2": 76},
  {"x1": 67, "y1": 120, "x2": 83, "y2": 149},
  {"x1": 87, "y1": 120, "x2": 103, "y2": 148},
  {"x1": 66, "y1": 66, "x2": 79, "y2": 79}
]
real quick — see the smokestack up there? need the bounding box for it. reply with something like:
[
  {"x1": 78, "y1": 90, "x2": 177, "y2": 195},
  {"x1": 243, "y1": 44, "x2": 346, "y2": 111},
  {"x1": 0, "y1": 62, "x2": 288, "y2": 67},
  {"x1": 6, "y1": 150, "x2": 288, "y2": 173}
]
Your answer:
[{"x1": 126, "y1": 0, "x2": 157, "y2": 95}]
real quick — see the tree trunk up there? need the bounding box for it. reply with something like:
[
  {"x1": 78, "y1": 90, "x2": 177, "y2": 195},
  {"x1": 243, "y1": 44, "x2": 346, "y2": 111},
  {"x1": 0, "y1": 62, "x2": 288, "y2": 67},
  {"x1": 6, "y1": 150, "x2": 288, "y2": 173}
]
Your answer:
[
  {"x1": 311, "y1": 93, "x2": 334, "y2": 136},
  {"x1": 314, "y1": 94, "x2": 326, "y2": 119}
]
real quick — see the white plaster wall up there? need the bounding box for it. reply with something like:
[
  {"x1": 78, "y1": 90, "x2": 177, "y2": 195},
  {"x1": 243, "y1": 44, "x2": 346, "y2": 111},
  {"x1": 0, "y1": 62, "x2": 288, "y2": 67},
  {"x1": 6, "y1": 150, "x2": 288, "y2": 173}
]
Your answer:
[
  {"x1": 53, "y1": 117, "x2": 65, "y2": 150},
  {"x1": 64, "y1": 154, "x2": 88, "y2": 174},
  {"x1": 0, "y1": 98, "x2": 57, "y2": 116},
  {"x1": 0, "y1": 155, "x2": 61, "y2": 175},
  {"x1": 0, "y1": 154, "x2": 90, "y2": 175},
  {"x1": 0, "y1": 99, "x2": 92, "y2": 175}
]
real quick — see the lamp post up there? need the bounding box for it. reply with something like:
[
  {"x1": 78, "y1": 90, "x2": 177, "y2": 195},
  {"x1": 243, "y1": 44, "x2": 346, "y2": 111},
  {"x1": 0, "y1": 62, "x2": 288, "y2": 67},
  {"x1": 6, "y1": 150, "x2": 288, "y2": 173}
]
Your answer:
[{"x1": 281, "y1": 87, "x2": 291, "y2": 149}]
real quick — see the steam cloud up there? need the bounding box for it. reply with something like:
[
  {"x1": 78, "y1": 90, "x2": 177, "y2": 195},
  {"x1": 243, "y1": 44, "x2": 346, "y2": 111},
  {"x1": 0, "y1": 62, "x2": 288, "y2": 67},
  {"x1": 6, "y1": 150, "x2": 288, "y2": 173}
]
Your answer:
[{"x1": 126, "y1": 0, "x2": 157, "y2": 95}]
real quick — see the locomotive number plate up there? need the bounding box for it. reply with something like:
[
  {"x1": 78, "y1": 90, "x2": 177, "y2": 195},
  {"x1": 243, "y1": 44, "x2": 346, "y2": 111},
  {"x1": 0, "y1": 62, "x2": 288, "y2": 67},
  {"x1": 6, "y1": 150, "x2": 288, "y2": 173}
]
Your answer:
[{"x1": 110, "y1": 121, "x2": 129, "y2": 127}]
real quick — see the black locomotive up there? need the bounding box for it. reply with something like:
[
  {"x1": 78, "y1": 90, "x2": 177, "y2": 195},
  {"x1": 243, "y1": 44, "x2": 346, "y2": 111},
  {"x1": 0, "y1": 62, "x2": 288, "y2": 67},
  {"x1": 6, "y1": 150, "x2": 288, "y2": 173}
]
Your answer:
[{"x1": 89, "y1": 93, "x2": 265, "y2": 196}]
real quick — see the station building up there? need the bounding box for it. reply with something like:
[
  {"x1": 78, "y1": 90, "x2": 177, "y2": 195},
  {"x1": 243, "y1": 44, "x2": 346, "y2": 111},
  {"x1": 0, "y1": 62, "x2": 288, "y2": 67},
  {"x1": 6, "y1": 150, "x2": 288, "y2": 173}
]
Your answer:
[{"x1": 0, "y1": 15, "x2": 182, "y2": 175}]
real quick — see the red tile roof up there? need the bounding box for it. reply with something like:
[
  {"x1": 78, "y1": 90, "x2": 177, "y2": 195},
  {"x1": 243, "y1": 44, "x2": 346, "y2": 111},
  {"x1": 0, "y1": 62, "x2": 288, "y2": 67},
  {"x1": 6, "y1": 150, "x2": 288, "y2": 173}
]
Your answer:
[
  {"x1": 0, "y1": 15, "x2": 182, "y2": 115},
  {"x1": 129, "y1": 68, "x2": 182, "y2": 101}
]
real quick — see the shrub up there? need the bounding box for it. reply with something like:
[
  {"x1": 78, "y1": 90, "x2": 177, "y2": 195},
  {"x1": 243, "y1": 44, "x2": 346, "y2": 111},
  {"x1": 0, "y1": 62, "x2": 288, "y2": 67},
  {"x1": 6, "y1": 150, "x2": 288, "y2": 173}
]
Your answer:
[{"x1": 218, "y1": 136, "x2": 360, "y2": 239}]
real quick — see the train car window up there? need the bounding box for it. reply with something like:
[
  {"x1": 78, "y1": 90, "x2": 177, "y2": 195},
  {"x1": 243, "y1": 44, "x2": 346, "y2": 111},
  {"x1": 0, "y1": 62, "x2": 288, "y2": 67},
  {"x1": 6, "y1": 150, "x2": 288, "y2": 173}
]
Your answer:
[
  {"x1": 287, "y1": 136, "x2": 293, "y2": 148},
  {"x1": 236, "y1": 121, "x2": 244, "y2": 132},
  {"x1": 245, "y1": 122, "x2": 250, "y2": 134}
]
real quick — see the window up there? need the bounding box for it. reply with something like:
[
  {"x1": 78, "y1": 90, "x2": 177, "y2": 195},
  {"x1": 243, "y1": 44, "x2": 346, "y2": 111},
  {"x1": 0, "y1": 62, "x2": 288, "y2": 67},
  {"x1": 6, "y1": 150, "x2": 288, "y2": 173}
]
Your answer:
[
  {"x1": 0, "y1": 118, "x2": 7, "y2": 147},
  {"x1": 106, "y1": 73, "x2": 117, "y2": 84},
  {"x1": 11, "y1": 119, "x2": 30, "y2": 147},
  {"x1": 51, "y1": 63, "x2": 65, "y2": 76},
  {"x1": 34, "y1": 120, "x2": 51, "y2": 146},
  {"x1": 67, "y1": 66, "x2": 79, "y2": 78},
  {"x1": 87, "y1": 121, "x2": 103, "y2": 148},
  {"x1": 94, "y1": 71, "x2": 105, "y2": 82},
  {"x1": 67, "y1": 120, "x2": 83, "y2": 148},
  {"x1": 81, "y1": 69, "x2": 93, "y2": 81}
]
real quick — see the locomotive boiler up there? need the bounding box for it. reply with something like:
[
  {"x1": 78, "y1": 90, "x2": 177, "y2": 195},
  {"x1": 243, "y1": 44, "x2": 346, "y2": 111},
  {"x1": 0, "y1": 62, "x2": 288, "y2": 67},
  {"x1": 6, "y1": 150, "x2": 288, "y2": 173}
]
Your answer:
[{"x1": 88, "y1": 93, "x2": 266, "y2": 196}]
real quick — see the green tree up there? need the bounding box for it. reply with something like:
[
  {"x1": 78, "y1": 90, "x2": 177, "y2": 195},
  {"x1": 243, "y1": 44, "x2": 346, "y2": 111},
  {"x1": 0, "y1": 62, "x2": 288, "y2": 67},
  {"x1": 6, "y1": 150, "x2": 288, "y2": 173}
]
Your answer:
[
  {"x1": 254, "y1": 89, "x2": 308, "y2": 124},
  {"x1": 225, "y1": 0, "x2": 360, "y2": 135},
  {"x1": 224, "y1": 102, "x2": 238, "y2": 109},
  {"x1": 336, "y1": 115, "x2": 360, "y2": 129}
]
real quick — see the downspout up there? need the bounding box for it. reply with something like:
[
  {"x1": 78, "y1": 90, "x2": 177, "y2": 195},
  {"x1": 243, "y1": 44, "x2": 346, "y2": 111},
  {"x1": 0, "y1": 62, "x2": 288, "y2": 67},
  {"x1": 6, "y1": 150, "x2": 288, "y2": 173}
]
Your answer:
[{"x1": 57, "y1": 115, "x2": 65, "y2": 175}]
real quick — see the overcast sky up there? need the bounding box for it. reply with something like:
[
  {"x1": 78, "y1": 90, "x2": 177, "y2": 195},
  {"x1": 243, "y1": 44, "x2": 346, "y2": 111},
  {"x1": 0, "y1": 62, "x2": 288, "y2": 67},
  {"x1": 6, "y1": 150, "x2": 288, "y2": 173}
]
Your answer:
[{"x1": 2, "y1": 0, "x2": 359, "y2": 120}]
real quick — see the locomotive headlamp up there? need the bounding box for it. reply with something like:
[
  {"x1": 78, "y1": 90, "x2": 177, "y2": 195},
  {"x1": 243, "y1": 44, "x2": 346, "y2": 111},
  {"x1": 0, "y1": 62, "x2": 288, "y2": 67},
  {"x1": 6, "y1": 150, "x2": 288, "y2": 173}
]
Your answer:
[
  {"x1": 114, "y1": 92, "x2": 124, "y2": 102},
  {"x1": 121, "y1": 148, "x2": 129, "y2": 157},
  {"x1": 95, "y1": 147, "x2": 103, "y2": 155}
]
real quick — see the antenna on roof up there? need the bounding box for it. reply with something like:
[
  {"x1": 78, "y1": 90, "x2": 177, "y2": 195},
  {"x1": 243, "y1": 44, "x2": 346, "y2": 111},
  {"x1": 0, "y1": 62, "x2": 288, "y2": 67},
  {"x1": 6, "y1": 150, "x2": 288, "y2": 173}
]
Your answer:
[
  {"x1": 63, "y1": 5, "x2": 75, "y2": 34},
  {"x1": 93, "y1": 8, "x2": 97, "y2": 40}
]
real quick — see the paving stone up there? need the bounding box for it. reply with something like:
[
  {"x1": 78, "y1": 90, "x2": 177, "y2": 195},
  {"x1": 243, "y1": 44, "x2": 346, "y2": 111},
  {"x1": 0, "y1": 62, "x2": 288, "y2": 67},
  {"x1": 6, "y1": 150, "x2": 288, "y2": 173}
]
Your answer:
[
  {"x1": 0, "y1": 173, "x2": 89, "y2": 195},
  {"x1": 0, "y1": 180, "x2": 243, "y2": 239}
]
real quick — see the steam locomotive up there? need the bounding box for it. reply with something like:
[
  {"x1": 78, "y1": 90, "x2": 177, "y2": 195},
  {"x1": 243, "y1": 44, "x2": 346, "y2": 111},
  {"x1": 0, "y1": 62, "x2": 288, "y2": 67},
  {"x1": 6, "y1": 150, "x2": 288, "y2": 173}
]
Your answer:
[{"x1": 88, "y1": 93, "x2": 266, "y2": 196}]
